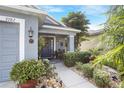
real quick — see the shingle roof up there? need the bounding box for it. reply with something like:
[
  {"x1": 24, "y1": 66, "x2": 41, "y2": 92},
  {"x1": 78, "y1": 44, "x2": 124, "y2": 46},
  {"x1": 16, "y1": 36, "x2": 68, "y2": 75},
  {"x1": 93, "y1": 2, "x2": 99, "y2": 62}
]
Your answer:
[{"x1": 21, "y1": 5, "x2": 40, "y2": 10}]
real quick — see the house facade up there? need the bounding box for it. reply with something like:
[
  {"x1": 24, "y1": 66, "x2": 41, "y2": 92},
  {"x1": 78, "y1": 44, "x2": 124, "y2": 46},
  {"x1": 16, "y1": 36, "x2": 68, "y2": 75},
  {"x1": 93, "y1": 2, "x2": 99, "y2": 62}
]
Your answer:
[{"x1": 0, "y1": 5, "x2": 80, "y2": 82}]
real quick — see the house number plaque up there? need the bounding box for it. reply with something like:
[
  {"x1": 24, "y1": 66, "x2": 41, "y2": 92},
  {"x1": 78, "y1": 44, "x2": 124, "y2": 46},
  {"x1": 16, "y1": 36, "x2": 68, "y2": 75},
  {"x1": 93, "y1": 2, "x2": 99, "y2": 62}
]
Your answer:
[{"x1": 5, "y1": 17, "x2": 15, "y2": 23}]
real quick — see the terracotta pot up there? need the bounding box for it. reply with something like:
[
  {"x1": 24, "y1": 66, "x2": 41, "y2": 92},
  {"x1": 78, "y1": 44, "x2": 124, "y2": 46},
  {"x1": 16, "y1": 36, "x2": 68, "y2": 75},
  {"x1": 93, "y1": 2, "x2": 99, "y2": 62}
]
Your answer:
[
  {"x1": 18, "y1": 80, "x2": 37, "y2": 88},
  {"x1": 27, "y1": 80, "x2": 37, "y2": 86}
]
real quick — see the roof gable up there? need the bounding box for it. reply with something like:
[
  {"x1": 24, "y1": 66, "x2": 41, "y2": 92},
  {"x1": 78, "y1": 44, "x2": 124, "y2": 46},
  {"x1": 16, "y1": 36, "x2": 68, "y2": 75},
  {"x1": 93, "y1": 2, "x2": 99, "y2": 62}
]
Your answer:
[{"x1": 43, "y1": 15, "x2": 65, "y2": 27}]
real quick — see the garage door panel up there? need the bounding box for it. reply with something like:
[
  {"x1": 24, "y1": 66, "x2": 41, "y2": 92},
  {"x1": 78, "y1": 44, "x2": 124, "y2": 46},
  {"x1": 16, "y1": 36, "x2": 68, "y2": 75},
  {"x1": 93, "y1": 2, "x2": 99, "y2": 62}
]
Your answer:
[
  {"x1": 2, "y1": 40, "x2": 18, "y2": 48},
  {"x1": 2, "y1": 30, "x2": 18, "y2": 35},
  {"x1": 2, "y1": 50, "x2": 17, "y2": 55},
  {"x1": 0, "y1": 64, "x2": 14, "y2": 70},
  {"x1": 0, "y1": 56, "x2": 17, "y2": 69},
  {"x1": 0, "y1": 23, "x2": 19, "y2": 34},
  {"x1": 0, "y1": 70, "x2": 10, "y2": 81},
  {"x1": 0, "y1": 59, "x2": 17, "y2": 64},
  {"x1": 1, "y1": 55, "x2": 17, "y2": 62},
  {"x1": 0, "y1": 63, "x2": 15, "y2": 70},
  {"x1": 2, "y1": 23, "x2": 19, "y2": 34},
  {"x1": 1, "y1": 28, "x2": 19, "y2": 36},
  {"x1": 0, "y1": 22, "x2": 19, "y2": 82},
  {"x1": 1, "y1": 35, "x2": 19, "y2": 40},
  {"x1": 0, "y1": 62, "x2": 16, "y2": 68}
]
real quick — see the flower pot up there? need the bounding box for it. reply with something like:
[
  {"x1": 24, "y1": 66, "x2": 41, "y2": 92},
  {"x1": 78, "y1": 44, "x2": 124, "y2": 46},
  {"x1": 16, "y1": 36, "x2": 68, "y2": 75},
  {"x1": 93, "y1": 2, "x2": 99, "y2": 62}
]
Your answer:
[
  {"x1": 18, "y1": 80, "x2": 37, "y2": 88},
  {"x1": 18, "y1": 83, "x2": 35, "y2": 88},
  {"x1": 27, "y1": 80, "x2": 37, "y2": 86}
]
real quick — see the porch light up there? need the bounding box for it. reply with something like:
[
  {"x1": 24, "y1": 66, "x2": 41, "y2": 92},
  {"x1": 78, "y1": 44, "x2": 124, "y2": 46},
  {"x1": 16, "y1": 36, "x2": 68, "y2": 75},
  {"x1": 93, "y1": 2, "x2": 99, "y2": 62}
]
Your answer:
[
  {"x1": 28, "y1": 27, "x2": 33, "y2": 37},
  {"x1": 28, "y1": 27, "x2": 34, "y2": 43}
]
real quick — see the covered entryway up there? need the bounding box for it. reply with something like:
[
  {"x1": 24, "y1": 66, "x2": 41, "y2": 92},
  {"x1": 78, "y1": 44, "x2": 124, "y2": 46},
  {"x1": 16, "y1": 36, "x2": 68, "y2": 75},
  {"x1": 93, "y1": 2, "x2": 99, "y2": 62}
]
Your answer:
[
  {"x1": 39, "y1": 34, "x2": 68, "y2": 59},
  {"x1": 39, "y1": 25, "x2": 79, "y2": 54},
  {"x1": 0, "y1": 22, "x2": 19, "y2": 82}
]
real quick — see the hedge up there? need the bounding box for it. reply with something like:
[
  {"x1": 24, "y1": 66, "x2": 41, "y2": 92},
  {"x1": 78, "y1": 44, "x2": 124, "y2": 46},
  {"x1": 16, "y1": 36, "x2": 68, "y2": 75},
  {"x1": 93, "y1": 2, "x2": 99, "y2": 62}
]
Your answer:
[{"x1": 64, "y1": 51, "x2": 91, "y2": 67}]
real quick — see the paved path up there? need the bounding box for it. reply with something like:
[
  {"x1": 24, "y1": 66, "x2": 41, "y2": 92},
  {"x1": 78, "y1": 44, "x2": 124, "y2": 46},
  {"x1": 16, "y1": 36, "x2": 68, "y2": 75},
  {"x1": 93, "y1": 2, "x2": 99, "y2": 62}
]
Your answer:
[{"x1": 54, "y1": 62, "x2": 96, "y2": 88}]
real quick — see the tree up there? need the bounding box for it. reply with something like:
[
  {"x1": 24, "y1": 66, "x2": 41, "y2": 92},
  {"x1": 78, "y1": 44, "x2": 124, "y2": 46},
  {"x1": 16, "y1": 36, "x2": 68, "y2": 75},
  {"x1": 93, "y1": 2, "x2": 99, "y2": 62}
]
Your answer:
[
  {"x1": 93, "y1": 5, "x2": 124, "y2": 71},
  {"x1": 102, "y1": 5, "x2": 124, "y2": 49},
  {"x1": 61, "y1": 11, "x2": 90, "y2": 48}
]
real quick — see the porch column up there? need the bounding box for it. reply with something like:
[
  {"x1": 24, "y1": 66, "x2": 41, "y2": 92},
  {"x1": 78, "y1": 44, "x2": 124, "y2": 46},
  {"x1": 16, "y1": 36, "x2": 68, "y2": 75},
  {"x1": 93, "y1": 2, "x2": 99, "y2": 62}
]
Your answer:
[
  {"x1": 54, "y1": 36, "x2": 56, "y2": 51},
  {"x1": 68, "y1": 35, "x2": 74, "y2": 52}
]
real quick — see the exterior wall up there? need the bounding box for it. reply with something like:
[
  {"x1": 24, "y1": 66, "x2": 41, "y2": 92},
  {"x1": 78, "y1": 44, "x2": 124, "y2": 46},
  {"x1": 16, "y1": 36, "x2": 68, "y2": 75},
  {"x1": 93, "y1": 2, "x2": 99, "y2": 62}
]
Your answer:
[{"x1": 0, "y1": 9, "x2": 38, "y2": 59}]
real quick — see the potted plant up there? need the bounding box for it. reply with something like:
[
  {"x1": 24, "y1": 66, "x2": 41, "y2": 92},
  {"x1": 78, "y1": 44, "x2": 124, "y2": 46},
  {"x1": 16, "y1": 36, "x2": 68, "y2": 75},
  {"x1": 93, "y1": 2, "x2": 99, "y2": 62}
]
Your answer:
[{"x1": 10, "y1": 59, "x2": 46, "y2": 88}]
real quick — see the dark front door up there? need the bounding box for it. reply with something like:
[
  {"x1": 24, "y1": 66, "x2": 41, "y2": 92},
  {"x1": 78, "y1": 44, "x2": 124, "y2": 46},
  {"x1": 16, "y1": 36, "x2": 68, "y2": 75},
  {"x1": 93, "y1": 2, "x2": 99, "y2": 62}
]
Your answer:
[{"x1": 41, "y1": 37, "x2": 54, "y2": 58}]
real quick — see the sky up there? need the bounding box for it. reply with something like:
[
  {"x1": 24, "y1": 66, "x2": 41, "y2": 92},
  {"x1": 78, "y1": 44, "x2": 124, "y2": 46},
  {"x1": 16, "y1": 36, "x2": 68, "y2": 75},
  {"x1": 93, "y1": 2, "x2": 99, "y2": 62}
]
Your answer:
[{"x1": 38, "y1": 5, "x2": 110, "y2": 31}]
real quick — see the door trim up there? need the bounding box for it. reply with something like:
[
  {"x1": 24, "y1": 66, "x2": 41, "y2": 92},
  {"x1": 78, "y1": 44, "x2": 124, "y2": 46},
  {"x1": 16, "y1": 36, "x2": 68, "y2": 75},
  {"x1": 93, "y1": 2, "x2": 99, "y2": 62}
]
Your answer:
[{"x1": 0, "y1": 15, "x2": 25, "y2": 61}]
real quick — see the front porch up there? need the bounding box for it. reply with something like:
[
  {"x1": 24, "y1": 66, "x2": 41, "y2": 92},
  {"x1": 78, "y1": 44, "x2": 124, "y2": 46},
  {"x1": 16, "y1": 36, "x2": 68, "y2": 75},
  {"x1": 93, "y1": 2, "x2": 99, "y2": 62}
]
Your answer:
[{"x1": 39, "y1": 32, "x2": 75, "y2": 59}]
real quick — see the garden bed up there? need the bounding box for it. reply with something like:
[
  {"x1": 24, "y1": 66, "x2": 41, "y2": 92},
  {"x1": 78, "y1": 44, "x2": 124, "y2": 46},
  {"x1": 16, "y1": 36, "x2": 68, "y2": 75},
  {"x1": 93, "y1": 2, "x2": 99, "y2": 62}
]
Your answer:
[
  {"x1": 71, "y1": 65, "x2": 120, "y2": 88},
  {"x1": 63, "y1": 50, "x2": 124, "y2": 88},
  {"x1": 70, "y1": 67, "x2": 97, "y2": 87}
]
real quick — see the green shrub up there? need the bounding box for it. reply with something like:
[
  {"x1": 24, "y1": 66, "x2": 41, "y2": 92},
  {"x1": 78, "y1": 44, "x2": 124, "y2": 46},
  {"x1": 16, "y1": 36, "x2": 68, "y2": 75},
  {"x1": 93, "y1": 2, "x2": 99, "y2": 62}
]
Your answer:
[
  {"x1": 117, "y1": 65, "x2": 124, "y2": 80},
  {"x1": 75, "y1": 62, "x2": 83, "y2": 70},
  {"x1": 43, "y1": 59, "x2": 56, "y2": 78},
  {"x1": 81, "y1": 63, "x2": 93, "y2": 78},
  {"x1": 10, "y1": 59, "x2": 46, "y2": 84},
  {"x1": 93, "y1": 45, "x2": 124, "y2": 70},
  {"x1": 64, "y1": 52, "x2": 77, "y2": 67},
  {"x1": 93, "y1": 69, "x2": 110, "y2": 87},
  {"x1": 117, "y1": 65, "x2": 124, "y2": 72},
  {"x1": 89, "y1": 48, "x2": 101, "y2": 56},
  {"x1": 119, "y1": 80, "x2": 124, "y2": 88},
  {"x1": 77, "y1": 51, "x2": 91, "y2": 63},
  {"x1": 64, "y1": 51, "x2": 91, "y2": 67},
  {"x1": 103, "y1": 61, "x2": 118, "y2": 70}
]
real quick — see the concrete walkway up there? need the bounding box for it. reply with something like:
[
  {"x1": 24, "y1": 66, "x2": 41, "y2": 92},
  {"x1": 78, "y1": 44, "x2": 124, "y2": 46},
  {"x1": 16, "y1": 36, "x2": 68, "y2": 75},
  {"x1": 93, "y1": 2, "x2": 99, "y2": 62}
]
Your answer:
[{"x1": 54, "y1": 62, "x2": 96, "y2": 88}]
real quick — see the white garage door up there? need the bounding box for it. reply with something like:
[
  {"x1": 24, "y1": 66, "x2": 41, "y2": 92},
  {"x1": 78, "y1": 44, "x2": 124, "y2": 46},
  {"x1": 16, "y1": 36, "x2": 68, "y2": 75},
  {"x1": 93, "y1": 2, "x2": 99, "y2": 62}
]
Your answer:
[{"x1": 0, "y1": 22, "x2": 19, "y2": 82}]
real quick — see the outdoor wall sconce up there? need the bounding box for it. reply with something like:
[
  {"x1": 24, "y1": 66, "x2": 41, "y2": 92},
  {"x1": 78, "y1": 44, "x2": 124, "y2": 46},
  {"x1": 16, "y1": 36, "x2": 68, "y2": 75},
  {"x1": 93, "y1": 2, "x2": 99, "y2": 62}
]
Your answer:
[{"x1": 28, "y1": 27, "x2": 34, "y2": 43}]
